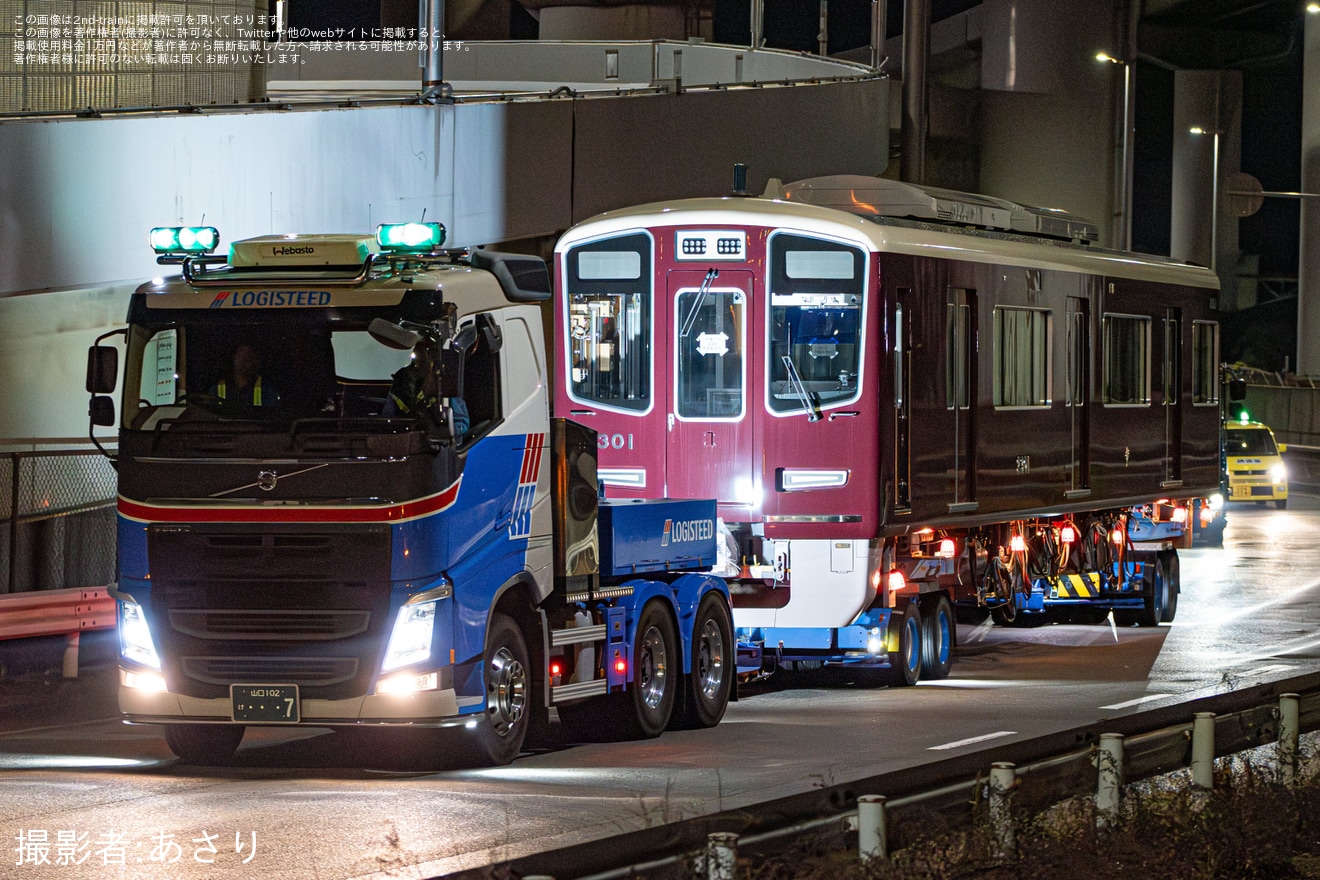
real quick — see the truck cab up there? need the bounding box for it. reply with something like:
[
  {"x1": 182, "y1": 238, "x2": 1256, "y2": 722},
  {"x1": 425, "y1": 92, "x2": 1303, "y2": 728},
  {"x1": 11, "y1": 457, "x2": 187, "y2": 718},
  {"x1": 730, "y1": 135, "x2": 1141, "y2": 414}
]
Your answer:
[{"x1": 1224, "y1": 418, "x2": 1288, "y2": 509}]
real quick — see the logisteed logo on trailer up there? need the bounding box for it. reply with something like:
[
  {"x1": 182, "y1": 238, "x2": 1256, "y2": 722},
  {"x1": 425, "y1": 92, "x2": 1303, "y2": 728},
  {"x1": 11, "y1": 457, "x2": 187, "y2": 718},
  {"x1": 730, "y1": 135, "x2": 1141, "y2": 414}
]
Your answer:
[
  {"x1": 661, "y1": 517, "x2": 714, "y2": 546},
  {"x1": 209, "y1": 290, "x2": 334, "y2": 308}
]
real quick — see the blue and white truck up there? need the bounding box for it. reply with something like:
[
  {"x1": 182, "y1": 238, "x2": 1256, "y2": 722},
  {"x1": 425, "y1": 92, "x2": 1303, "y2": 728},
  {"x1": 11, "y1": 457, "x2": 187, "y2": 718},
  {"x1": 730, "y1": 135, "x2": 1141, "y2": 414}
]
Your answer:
[{"x1": 86, "y1": 223, "x2": 734, "y2": 765}]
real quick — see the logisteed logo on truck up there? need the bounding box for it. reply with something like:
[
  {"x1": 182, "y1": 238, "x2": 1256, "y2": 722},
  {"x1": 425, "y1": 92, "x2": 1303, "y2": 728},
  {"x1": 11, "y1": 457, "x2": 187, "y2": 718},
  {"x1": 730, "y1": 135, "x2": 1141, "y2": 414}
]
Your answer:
[{"x1": 661, "y1": 517, "x2": 714, "y2": 546}]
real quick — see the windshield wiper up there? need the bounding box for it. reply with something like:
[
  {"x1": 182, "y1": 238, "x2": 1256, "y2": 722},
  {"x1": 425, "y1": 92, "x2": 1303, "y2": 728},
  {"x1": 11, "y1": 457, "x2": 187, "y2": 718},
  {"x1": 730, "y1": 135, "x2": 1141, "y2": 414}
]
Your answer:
[
  {"x1": 780, "y1": 355, "x2": 822, "y2": 422},
  {"x1": 679, "y1": 269, "x2": 719, "y2": 338}
]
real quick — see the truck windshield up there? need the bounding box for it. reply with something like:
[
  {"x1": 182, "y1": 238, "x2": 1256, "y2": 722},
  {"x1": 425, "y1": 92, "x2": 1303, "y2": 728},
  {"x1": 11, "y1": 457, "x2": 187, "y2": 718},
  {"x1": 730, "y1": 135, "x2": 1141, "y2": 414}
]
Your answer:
[
  {"x1": 123, "y1": 318, "x2": 412, "y2": 430},
  {"x1": 1227, "y1": 428, "x2": 1278, "y2": 457}
]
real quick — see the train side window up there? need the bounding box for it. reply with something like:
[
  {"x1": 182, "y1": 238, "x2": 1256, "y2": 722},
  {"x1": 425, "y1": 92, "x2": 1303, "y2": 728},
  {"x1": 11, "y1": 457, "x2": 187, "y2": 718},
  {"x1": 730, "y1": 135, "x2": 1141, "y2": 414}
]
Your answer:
[
  {"x1": 946, "y1": 300, "x2": 971, "y2": 410},
  {"x1": 993, "y1": 307, "x2": 1051, "y2": 408},
  {"x1": 564, "y1": 233, "x2": 653, "y2": 414},
  {"x1": 1102, "y1": 314, "x2": 1151, "y2": 406},
  {"x1": 1191, "y1": 321, "x2": 1220, "y2": 405}
]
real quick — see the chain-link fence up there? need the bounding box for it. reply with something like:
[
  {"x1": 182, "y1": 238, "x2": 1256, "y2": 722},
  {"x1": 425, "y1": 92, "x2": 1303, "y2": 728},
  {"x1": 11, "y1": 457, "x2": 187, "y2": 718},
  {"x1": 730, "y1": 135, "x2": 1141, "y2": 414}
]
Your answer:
[{"x1": 1, "y1": 447, "x2": 117, "y2": 594}]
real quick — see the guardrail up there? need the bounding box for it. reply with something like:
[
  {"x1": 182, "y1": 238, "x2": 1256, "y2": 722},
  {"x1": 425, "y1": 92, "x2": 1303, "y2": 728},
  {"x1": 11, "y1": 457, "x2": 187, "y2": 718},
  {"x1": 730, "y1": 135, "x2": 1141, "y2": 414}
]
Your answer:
[
  {"x1": 447, "y1": 671, "x2": 1320, "y2": 880},
  {"x1": 0, "y1": 586, "x2": 116, "y2": 678}
]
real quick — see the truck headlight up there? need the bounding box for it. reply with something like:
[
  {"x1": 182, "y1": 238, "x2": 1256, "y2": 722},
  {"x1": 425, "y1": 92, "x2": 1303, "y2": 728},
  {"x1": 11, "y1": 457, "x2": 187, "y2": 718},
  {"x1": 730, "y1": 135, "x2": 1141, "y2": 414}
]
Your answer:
[
  {"x1": 1270, "y1": 463, "x2": 1287, "y2": 484},
  {"x1": 119, "y1": 601, "x2": 160, "y2": 669},
  {"x1": 381, "y1": 600, "x2": 437, "y2": 672}
]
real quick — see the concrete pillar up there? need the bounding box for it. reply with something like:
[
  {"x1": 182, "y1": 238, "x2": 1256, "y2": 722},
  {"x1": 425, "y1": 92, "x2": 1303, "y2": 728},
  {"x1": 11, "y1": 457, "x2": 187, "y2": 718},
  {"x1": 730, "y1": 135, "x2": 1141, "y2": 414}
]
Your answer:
[
  {"x1": 1297, "y1": 7, "x2": 1320, "y2": 376},
  {"x1": 977, "y1": 0, "x2": 1116, "y2": 239},
  {"x1": 1170, "y1": 70, "x2": 1243, "y2": 308}
]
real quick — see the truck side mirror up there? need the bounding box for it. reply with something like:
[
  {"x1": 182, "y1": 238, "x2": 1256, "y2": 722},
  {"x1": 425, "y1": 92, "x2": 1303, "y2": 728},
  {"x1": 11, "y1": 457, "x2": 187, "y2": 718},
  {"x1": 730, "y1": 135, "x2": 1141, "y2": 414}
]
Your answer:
[
  {"x1": 1228, "y1": 377, "x2": 1246, "y2": 401},
  {"x1": 86, "y1": 346, "x2": 119, "y2": 394},
  {"x1": 89, "y1": 396, "x2": 116, "y2": 427}
]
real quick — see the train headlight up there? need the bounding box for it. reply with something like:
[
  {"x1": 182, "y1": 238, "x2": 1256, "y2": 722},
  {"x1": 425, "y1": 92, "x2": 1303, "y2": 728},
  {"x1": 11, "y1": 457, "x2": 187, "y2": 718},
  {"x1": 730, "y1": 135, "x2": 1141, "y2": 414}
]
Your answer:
[
  {"x1": 119, "y1": 600, "x2": 160, "y2": 669},
  {"x1": 381, "y1": 600, "x2": 437, "y2": 672},
  {"x1": 1270, "y1": 463, "x2": 1287, "y2": 484}
]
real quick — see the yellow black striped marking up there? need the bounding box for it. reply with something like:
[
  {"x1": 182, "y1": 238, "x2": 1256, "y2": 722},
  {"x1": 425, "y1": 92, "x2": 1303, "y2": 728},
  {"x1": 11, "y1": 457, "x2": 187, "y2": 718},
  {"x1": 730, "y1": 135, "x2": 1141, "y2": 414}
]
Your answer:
[{"x1": 1049, "y1": 573, "x2": 1101, "y2": 599}]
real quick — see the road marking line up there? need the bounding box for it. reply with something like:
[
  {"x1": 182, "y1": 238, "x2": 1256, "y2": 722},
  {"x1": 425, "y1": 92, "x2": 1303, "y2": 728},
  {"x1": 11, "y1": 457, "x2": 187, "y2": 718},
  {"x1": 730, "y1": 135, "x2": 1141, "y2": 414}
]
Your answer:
[
  {"x1": 1239, "y1": 664, "x2": 1294, "y2": 678},
  {"x1": 928, "y1": 731, "x2": 1016, "y2": 751},
  {"x1": 1100, "y1": 695, "x2": 1172, "y2": 710}
]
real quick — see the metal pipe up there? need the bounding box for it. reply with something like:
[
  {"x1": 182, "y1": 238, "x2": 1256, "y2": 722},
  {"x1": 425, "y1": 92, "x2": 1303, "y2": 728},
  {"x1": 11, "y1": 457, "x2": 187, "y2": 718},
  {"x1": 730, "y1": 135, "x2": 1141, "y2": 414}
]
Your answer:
[
  {"x1": 818, "y1": 0, "x2": 829, "y2": 57},
  {"x1": 705, "y1": 832, "x2": 739, "y2": 880},
  {"x1": 1278, "y1": 693, "x2": 1300, "y2": 787},
  {"x1": 750, "y1": 0, "x2": 764, "y2": 49},
  {"x1": 421, "y1": 0, "x2": 445, "y2": 99},
  {"x1": 1096, "y1": 733, "x2": 1124, "y2": 827},
  {"x1": 870, "y1": 0, "x2": 887, "y2": 70},
  {"x1": 857, "y1": 794, "x2": 887, "y2": 862},
  {"x1": 1191, "y1": 712, "x2": 1215, "y2": 791},
  {"x1": 900, "y1": 0, "x2": 930, "y2": 183},
  {"x1": 988, "y1": 762, "x2": 1016, "y2": 860}
]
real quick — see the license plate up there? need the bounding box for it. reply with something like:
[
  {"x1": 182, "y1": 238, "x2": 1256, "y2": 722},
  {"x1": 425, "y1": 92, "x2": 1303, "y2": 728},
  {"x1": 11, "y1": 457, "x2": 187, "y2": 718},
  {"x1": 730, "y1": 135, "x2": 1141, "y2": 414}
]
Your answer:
[{"x1": 231, "y1": 684, "x2": 300, "y2": 723}]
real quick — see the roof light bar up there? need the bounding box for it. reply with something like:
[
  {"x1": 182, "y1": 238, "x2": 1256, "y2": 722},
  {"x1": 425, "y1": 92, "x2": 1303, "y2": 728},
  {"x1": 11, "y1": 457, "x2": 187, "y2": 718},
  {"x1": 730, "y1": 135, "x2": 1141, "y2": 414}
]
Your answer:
[
  {"x1": 376, "y1": 221, "x2": 446, "y2": 252},
  {"x1": 149, "y1": 226, "x2": 220, "y2": 255}
]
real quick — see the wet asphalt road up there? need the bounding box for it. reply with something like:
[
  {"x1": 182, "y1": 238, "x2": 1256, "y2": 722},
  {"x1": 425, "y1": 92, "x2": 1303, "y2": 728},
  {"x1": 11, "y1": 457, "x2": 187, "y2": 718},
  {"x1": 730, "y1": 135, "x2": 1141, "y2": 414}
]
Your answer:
[{"x1": 0, "y1": 495, "x2": 1317, "y2": 879}]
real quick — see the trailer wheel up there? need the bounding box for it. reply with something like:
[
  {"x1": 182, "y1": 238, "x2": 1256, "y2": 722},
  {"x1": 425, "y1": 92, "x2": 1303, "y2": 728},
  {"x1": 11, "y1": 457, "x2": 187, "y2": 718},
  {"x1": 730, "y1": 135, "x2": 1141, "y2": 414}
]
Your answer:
[
  {"x1": 882, "y1": 602, "x2": 922, "y2": 687},
  {"x1": 672, "y1": 592, "x2": 734, "y2": 729},
  {"x1": 1158, "y1": 550, "x2": 1179, "y2": 623},
  {"x1": 468, "y1": 613, "x2": 531, "y2": 766},
  {"x1": 625, "y1": 602, "x2": 679, "y2": 738},
  {"x1": 163, "y1": 724, "x2": 244, "y2": 765},
  {"x1": 919, "y1": 595, "x2": 954, "y2": 680}
]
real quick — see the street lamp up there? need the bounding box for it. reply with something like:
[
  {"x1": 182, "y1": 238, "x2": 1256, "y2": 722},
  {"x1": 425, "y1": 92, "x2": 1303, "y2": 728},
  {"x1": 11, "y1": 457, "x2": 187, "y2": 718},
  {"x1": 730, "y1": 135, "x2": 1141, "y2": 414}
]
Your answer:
[
  {"x1": 1096, "y1": 51, "x2": 1134, "y2": 251},
  {"x1": 1190, "y1": 125, "x2": 1221, "y2": 274}
]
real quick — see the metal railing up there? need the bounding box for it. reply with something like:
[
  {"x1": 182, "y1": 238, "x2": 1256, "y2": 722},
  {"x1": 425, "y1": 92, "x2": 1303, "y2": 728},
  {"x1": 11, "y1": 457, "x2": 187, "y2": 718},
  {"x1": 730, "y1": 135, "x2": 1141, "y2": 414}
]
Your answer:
[
  {"x1": 0, "y1": 439, "x2": 118, "y2": 675},
  {"x1": 445, "y1": 671, "x2": 1320, "y2": 880}
]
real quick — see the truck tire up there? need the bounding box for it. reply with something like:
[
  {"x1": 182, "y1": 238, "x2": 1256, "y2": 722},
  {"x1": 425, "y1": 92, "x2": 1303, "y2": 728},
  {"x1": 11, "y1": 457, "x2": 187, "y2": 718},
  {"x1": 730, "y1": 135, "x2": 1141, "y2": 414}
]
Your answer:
[
  {"x1": 468, "y1": 613, "x2": 531, "y2": 766},
  {"x1": 919, "y1": 594, "x2": 954, "y2": 681},
  {"x1": 672, "y1": 592, "x2": 734, "y2": 729},
  {"x1": 625, "y1": 601, "x2": 679, "y2": 738},
  {"x1": 1117, "y1": 556, "x2": 1170, "y2": 628},
  {"x1": 1158, "y1": 550, "x2": 1179, "y2": 623},
  {"x1": 164, "y1": 724, "x2": 244, "y2": 764},
  {"x1": 881, "y1": 601, "x2": 922, "y2": 687}
]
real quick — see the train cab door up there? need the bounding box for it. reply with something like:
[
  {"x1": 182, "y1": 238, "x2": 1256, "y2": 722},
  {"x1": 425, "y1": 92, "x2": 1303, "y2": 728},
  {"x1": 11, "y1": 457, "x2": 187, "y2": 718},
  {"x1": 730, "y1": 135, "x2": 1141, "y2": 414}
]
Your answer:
[
  {"x1": 1162, "y1": 307, "x2": 1184, "y2": 485},
  {"x1": 665, "y1": 268, "x2": 755, "y2": 506},
  {"x1": 946, "y1": 288, "x2": 978, "y2": 510},
  {"x1": 1066, "y1": 295, "x2": 1092, "y2": 493}
]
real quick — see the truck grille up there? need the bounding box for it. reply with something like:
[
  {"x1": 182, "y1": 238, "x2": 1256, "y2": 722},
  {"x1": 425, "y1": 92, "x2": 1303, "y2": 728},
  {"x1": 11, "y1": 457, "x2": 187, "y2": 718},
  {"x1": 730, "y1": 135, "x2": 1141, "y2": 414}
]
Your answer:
[
  {"x1": 182, "y1": 656, "x2": 360, "y2": 686},
  {"x1": 147, "y1": 524, "x2": 395, "y2": 700},
  {"x1": 169, "y1": 609, "x2": 371, "y2": 640}
]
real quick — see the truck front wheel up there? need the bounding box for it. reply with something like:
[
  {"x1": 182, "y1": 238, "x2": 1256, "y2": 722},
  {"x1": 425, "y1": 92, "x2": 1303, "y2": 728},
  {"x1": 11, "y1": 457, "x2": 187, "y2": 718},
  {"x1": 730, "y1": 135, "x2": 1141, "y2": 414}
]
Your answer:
[
  {"x1": 469, "y1": 613, "x2": 531, "y2": 766},
  {"x1": 163, "y1": 724, "x2": 244, "y2": 764}
]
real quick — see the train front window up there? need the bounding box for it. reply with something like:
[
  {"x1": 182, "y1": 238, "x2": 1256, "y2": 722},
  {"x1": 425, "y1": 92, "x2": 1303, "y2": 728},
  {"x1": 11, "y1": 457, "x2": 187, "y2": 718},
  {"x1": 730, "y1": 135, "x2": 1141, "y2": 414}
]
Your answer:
[
  {"x1": 675, "y1": 286, "x2": 745, "y2": 420},
  {"x1": 766, "y1": 233, "x2": 866, "y2": 416},
  {"x1": 564, "y1": 233, "x2": 653, "y2": 413}
]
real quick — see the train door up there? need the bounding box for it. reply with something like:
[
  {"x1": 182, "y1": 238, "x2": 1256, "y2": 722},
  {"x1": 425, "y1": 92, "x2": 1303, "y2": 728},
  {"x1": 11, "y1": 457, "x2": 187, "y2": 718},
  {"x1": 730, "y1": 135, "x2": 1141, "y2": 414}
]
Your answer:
[
  {"x1": 895, "y1": 289, "x2": 913, "y2": 512},
  {"x1": 1066, "y1": 295, "x2": 1091, "y2": 493},
  {"x1": 946, "y1": 288, "x2": 978, "y2": 510},
  {"x1": 1163, "y1": 307, "x2": 1183, "y2": 485},
  {"x1": 665, "y1": 268, "x2": 754, "y2": 504}
]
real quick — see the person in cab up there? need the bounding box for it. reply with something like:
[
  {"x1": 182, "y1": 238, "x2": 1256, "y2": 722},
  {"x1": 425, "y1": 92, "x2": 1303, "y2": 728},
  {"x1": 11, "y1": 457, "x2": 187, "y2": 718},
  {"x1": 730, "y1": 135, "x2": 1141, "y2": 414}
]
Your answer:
[{"x1": 211, "y1": 342, "x2": 282, "y2": 411}]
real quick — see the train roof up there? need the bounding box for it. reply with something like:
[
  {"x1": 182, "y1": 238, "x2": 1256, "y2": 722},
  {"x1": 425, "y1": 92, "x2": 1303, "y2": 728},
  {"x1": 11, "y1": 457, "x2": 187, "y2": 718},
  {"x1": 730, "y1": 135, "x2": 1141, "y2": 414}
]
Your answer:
[{"x1": 557, "y1": 177, "x2": 1220, "y2": 291}]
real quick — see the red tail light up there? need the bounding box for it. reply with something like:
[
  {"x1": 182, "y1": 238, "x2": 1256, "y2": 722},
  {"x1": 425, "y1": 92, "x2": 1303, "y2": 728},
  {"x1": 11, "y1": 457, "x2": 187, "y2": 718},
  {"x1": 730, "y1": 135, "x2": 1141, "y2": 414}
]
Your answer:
[
  {"x1": 1060, "y1": 525, "x2": 1077, "y2": 544},
  {"x1": 887, "y1": 569, "x2": 907, "y2": 592}
]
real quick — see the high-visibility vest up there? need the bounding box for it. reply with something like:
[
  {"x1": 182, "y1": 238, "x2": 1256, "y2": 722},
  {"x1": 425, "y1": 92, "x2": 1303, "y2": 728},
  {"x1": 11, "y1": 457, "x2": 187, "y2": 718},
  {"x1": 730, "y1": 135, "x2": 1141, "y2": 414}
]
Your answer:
[{"x1": 216, "y1": 376, "x2": 265, "y2": 405}]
